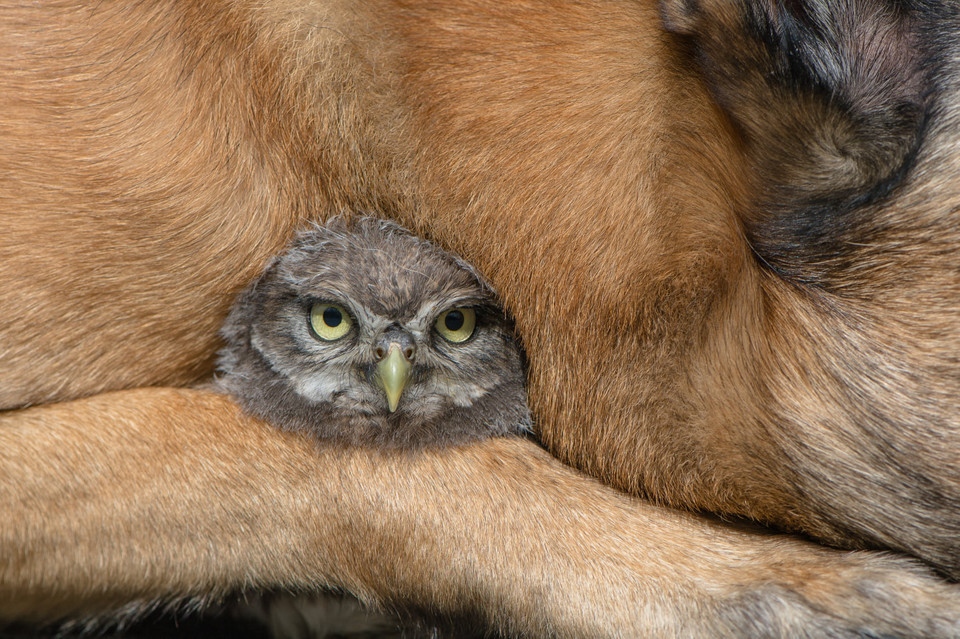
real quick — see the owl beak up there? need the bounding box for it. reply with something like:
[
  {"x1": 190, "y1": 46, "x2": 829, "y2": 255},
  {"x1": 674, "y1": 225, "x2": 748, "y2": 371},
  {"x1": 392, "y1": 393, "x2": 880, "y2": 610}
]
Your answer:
[{"x1": 375, "y1": 344, "x2": 412, "y2": 413}]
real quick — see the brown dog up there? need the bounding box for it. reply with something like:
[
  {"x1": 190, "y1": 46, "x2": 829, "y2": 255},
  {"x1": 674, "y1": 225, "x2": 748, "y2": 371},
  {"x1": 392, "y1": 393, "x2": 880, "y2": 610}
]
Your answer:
[{"x1": 2, "y1": 0, "x2": 960, "y2": 636}]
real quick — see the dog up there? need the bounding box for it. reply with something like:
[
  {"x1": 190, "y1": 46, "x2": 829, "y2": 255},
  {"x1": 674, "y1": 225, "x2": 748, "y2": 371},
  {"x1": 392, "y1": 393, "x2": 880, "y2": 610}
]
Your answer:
[{"x1": 2, "y1": 0, "x2": 960, "y2": 636}]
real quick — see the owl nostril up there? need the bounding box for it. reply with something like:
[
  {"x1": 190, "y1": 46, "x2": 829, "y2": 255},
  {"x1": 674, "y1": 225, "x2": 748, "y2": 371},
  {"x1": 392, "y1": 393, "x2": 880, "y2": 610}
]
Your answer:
[{"x1": 374, "y1": 329, "x2": 416, "y2": 363}]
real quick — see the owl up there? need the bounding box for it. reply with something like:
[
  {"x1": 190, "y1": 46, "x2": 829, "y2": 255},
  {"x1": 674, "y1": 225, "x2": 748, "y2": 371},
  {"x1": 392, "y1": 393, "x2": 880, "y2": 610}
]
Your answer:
[{"x1": 215, "y1": 216, "x2": 531, "y2": 448}]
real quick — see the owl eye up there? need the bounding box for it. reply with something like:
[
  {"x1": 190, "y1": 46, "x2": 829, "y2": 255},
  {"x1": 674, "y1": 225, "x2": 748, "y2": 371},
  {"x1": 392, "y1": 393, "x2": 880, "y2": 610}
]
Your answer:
[
  {"x1": 310, "y1": 303, "x2": 352, "y2": 341},
  {"x1": 435, "y1": 308, "x2": 476, "y2": 343}
]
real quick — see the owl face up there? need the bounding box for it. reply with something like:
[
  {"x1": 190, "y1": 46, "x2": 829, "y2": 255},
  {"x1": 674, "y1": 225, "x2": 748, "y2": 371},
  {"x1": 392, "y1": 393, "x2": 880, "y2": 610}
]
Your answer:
[{"x1": 217, "y1": 217, "x2": 531, "y2": 448}]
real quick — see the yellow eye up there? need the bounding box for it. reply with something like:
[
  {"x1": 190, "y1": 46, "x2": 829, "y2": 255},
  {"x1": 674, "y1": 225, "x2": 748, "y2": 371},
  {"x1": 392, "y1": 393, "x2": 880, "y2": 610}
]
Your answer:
[
  {"x1": 310, "y1": 303, "x2": 352, "y2": 341},
  {"x1": 435, "y1": 308, "x2": 476, "y2": 343}
]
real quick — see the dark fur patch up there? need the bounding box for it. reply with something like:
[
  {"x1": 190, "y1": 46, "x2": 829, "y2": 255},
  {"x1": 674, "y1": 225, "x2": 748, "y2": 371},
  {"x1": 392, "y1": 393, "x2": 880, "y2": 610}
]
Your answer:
[{"x1": 662, "y1": 0, "x2": 935, "y2": 283}]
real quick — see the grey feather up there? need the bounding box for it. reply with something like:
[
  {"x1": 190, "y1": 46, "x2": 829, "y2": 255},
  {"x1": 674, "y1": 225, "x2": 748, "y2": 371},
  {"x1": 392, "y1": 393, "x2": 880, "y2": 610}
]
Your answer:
[{"x1": 215, "y1": 216, "x2": 531, "y2": 449}]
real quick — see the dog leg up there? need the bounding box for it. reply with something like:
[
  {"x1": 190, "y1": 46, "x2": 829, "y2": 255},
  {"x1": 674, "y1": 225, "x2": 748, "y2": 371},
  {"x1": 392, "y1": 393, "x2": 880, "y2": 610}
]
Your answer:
[{"x1": 2, "y1": 387, "x2": 959, "y2": 638}]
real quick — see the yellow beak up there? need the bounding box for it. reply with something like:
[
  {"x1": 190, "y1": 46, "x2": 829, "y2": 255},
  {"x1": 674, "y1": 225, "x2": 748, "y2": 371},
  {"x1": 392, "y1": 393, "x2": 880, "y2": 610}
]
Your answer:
[{"x1": 375, "y1": 344, "x2": 412, "y2": 413}]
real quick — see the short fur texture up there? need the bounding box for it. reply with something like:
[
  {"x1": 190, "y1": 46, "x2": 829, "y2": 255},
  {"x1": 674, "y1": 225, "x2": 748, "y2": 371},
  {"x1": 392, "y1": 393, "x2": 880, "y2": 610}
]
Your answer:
[
  {"x1": 659, "y1": 0, "x2": 960, "y2": 574},
  {"x1": 661, "y1": 0, "x2": 931, "y2": 278},
  {"x1": 3, "y1": 0, "x2": 960, "y2": 636},
  {"x1": 216, "y1": 216, "x2": 530, "y2": 448},
  {"x1": 4, "y1": 390, "x2": 960, "y2": 638}
]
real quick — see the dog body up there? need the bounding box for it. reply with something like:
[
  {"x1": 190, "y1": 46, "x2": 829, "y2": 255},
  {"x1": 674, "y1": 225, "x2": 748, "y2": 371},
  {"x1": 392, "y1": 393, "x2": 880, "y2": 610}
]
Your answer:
[{"x1": 2, "y1": 0, "x2": 960, "y2": 635}]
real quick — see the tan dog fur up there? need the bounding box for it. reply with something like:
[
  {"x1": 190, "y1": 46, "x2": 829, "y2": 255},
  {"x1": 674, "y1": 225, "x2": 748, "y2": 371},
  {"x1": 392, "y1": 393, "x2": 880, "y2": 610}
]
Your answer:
[{"x1": 2, "y1": 0, "x2": 960, "y2": 635}]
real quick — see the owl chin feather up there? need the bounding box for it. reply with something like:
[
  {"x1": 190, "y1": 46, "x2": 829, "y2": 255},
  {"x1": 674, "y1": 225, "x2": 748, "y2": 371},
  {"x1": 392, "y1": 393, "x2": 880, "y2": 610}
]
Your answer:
[
  {"x1": 214, "y1": 216, "x2": 532, "y2": 449},
  {"x1": 216, "y1": 336, "x2": 531, "y2": 449}
]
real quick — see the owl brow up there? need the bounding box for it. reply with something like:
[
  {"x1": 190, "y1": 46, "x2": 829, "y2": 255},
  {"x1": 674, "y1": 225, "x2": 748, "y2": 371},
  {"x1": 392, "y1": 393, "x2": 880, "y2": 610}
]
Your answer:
[
  {"x1": 313, "y1": 295, "x2": 393, "y2": 333},
  {"x1": 298, "y1": 294, "x2": 353, "y2": 318},
  {"x1": 413, "y1": 294, "x2": 489, "y2": 325}
]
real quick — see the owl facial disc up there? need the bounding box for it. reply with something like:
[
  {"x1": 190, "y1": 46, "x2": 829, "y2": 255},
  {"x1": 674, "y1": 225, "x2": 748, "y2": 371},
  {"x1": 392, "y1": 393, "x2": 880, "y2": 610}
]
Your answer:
[{"x1": 215, "y1": 215, "x2": 532, "y2": 448}]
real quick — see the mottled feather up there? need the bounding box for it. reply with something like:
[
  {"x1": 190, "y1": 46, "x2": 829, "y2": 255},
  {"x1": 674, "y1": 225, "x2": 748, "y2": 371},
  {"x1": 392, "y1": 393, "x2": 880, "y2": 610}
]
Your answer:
[{"x1": 215, "y1": 216, "x2": 531, "y2": 449}]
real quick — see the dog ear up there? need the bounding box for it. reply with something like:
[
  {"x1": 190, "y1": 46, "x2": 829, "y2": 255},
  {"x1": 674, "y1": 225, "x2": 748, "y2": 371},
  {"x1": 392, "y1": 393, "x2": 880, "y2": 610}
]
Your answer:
[{"x1": 661, "y1": 0, "x2": 930, "y2": 278}]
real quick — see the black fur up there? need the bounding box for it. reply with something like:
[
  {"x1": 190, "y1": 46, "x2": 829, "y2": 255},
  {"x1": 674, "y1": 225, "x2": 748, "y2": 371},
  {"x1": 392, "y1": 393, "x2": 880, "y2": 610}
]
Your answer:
[{"x1": 662, "y1": 0, "x2": 936, "y2": 284}]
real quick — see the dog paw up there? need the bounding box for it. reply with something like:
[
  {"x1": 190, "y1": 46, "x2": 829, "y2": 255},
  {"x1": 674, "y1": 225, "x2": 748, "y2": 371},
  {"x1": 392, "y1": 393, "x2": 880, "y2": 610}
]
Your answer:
[{"x1": 713, "y1": 548, "x2": 960, "y2": 638}]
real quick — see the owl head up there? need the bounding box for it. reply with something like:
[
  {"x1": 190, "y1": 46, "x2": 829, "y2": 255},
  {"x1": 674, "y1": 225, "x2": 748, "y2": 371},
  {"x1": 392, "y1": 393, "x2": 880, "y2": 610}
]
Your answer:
[{"x1": 216, "y1": 216, "x2": 531, "y2": 448}]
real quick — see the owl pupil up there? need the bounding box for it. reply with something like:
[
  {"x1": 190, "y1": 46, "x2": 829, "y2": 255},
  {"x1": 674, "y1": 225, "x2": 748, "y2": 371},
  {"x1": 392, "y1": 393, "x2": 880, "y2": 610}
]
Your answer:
[
  {"x1": 322, "y1": 307, "x2": 342, "y2": 327},
  {"x1": 445, "y1": 310, "x2": 464, "y2": 331}
]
